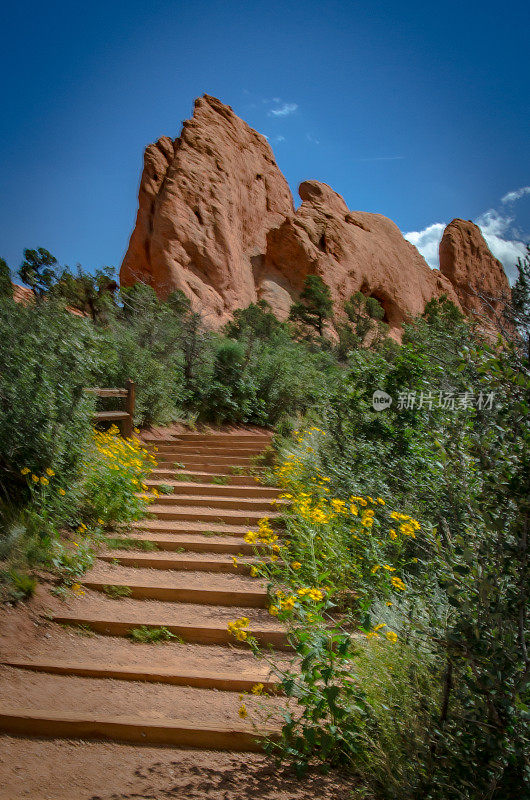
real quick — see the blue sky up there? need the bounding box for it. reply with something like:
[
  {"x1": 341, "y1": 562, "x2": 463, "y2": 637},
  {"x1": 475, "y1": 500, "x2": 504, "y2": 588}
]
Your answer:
[{"x1": 1, "y1": 0, "x2": 528, "y2": 280}]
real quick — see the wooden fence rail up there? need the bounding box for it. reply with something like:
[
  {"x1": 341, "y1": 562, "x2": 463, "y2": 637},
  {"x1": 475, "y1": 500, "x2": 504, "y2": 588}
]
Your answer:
[{"x1": 84, "y1": 379, "x2": 135, "y2": 438}]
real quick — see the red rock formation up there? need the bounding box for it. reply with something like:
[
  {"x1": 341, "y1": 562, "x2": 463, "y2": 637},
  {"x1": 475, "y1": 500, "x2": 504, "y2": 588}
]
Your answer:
[
  {"x1": 121, "y1": 95, "x2": 508, "y2": 334},
  {"x1": 120, "y1": 95, "x2": 293, "y2": 324},
  {"x1": 439, "y1": 219, "x2": 511, "y2": 321},
  {"x1": 261, "y1": 180, "x2": 460, "y2": 334},
  {"x1": 12, "y1": 284, "x2": 34, "y2": 304}
]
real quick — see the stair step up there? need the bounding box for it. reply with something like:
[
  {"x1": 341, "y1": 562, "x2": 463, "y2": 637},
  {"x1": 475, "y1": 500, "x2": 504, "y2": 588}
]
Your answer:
[
  {"x1": 3, "y1": 659, "x2": 278, "y2": 693},
  {"x1": 112, "y1": 533, "x2": 258, "y2": 555},
  {"x1": 156, "y1": 444, "x2": 265, "y2": 455},
  {"x1": 134, "y1": 519, "x2": 261, "y2": 535},
  {"x1": 142, "y1": 494, "x2": 283, "y2": 511},
  {"x1": 53, "y1": 613, "x2": 288, "y2": 648},
  {"x1": 0, "y1": 708, "x2": 273, "y2": 751},
  {"x1": 145, "y1": 480, "x2": 279, "y2": 497},
  {"x1": 156, "y1": 453, "x2": 257, "y2": 464},
  {"x1": 148, "y1": 506, "x2": 281, "y2": 524},
  {"x1": 150, "y1": 469, "x2": 264, "y2": 485},
  {"x1": 155, "y1": 463, "x2": 263, "y2": 476},
  {"x1": 99, "y1": 552, "x2": 255, "y2": 572},
  {"x1": 82, "y1": 578, "x2": 268, "y2": 607},
  {"x1": 150, "y1": 434, "x2": 271, "y2": 444}
]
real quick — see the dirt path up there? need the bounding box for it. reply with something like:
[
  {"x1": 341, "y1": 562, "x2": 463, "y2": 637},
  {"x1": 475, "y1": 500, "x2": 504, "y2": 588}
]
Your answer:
[{"x1": 0, "y1": 429, "x2": 361, "y2": 798}]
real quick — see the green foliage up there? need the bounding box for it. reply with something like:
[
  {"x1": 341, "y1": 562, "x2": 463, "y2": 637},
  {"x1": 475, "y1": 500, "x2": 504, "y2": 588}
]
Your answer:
[
  {"x1": 128, "y1": 625, "x2": 180, "y2": 643},
  {"x1": 210, "y1": 475, "x2": 230, "y2": 485},
  {"x1": 157, "y1": 483, "x2": 174, "y2": 494},
  {"x1": 511, "y1": 244, "x2": 530, "y2": 355},
  {"x1": 0, "y1": 297, "x2": 97, "y2": 502},
  {"x1": 0, "y1": 257, "x2": 12, "y2": 298},
  {"x1": 225, "y1": 300, "x2": 284, "y2": 340},
  {"x1": 51, "y1": 265, "x2": 117, "y2": 322},
  {"x1": 18, "y1": 247, "x2": 58, "y2": 298},
  {"x1": 79, "y1": 427, "x2": 156, "y2": 525},
  {"x1": 104, "y1": 537, "x2": 158, "y2": 551},
  {"x1": 166, "y1": 289, "x2": 191, "y2": 316},
  {"x1": 1, "y1": 568, "x2": 37, "y2": 602},
  {"x1": 336, "y1": 291, "x2": 389, "y2": 357},
  {"x1": 289, "y1": 275, "x2": 333, "y2": 336},
  {"x1": 237, "y1": 299, "x2": 530, "y2": 799},
  {"x1": 102, "y1": 584, "x2": 132, "y2": 599}
]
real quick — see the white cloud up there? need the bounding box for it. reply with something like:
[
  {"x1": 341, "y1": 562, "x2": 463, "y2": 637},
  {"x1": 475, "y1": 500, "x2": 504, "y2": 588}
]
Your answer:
[
  {"x1": 475, "y1": 210, "x2": 527, "y2": 279},
  {"x1": 404, "y1": 223, "x2": 446, "y2": 267},
  {"x1": 501, "y1": 186, "x2": 530, "y2": 204},
  {"x1": 306, "y1": 133, "x2": 320, "y2": 145},
  {"x1": 268, "y1": 102, "x2": 298, "y2": 117},
  {"x1": 404, "y1": 209, "x2": 526, "y2": 281}
]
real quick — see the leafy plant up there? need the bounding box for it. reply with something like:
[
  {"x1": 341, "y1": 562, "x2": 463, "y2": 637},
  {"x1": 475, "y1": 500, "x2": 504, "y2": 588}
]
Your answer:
[
  {"x1": 104, "y1": 537, "x2": 158, "y2": 551},
  {"x1": 2, "y1": 568, "x2": 37, "y2": 602},
  {"x1": 102, "y1": 584, "x2": 132, "y2": 599},
  {"x1": 128, "y1": 625, "x2": 180, "y2": 643}
]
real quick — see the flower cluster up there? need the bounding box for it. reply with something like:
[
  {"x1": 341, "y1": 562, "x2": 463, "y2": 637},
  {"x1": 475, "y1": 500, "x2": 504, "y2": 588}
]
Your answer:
[
  {"x1": 366, "y1": 622, "x2": 398, "y2": 643},
  {"x1": 227, "y1": 616, "x2": 250, "y2": 641},
  {"x1": 268, "y1": 586, "x2": 326, "y2": 617},
  {"x1": 81, "y1": 426, "x2": 157, "y2": 524}
]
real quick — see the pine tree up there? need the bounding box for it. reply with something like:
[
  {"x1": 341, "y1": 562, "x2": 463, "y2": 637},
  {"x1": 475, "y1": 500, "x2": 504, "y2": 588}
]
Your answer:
[
  {"x1": 18, "y1": 248, "x2": 58, "y2": 298},
  {"x1": 289, "y1": 275, "x2": 333, "y2": 336}
]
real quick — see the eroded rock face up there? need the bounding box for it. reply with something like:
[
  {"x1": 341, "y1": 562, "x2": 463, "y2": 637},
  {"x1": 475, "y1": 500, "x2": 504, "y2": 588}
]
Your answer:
[
  {"x1": 262, "y1": 180, "x2": 460, "y2": 334},
  {"x1": 121, "y1": 95, "x2": 508, "y2": 334},
  {"x1": 439, "y1": 219, "x2": 511, "y2": 320},
  {"x1": 120, "y1": 95, "x2": 293, "y2": 323}
]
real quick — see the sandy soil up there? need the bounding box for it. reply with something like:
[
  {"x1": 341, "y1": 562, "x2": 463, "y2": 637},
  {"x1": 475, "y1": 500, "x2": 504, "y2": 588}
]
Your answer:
[{"x1": 0, "y1": 740, "x2": 360, "y2": 800}]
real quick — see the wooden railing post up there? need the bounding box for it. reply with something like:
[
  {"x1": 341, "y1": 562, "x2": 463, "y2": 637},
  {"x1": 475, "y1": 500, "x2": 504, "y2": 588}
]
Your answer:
[{"x1": 124, "y1": 379, "x2": 135, "y2": 438}]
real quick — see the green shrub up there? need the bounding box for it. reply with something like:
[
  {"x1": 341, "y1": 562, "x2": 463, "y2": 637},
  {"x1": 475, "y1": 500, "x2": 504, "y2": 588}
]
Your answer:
[
  {"x1": 0, "y1": 297, "x2": 96, "y2": 503},
  {"x1": 79, "y1": 426, "x2": 156, "y2": 524},
  {"x1": 128, "y1": 625, "x2": 180, "y2": 643}
]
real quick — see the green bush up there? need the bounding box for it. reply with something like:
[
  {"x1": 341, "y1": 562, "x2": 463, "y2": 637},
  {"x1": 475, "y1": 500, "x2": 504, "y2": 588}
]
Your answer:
[{"x1": 0, "y1": 296, "x2": 96, "y2": 502}]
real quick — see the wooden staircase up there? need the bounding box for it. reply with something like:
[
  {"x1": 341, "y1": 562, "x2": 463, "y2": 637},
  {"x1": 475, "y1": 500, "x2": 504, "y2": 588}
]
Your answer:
[{"x1": 0, "y1": 430, "x2": 287, "y2": 752}]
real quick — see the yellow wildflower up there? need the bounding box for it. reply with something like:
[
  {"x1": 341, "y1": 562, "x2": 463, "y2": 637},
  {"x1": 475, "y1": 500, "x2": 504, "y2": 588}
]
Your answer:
[
  {"x1": 238, "y1": 703, "x2": 248, "y2": 719},
  {"x1": 46, "y1": 468, "x2": 55, "y2": 477},
  {"x1": 268, "y1": 605, "x2": 279, "y2": 616},
  {"x1": 59, "y1": 488, "x2": 66, "y2": 496},
  {"x1": 385, "y1": 630, "x2": 398, "y2": 643},
  {"x1": 31, "y1": 474, "x2": 39, "y2": 483},
  {"x1": 282, "y1": 595, "x2": 296, "y2": 611},
  {"x1": 251, "y1": 683, "x2": 264, "y2": 695},
  {"x1": 227, "y1": 617, "x2": 250, "y2": 641},
  {"x1": 291, "y1": 561, "x2": 302, "y2": 570},
  {"x1": 21, "y1": 467, "x2": 30, "y2": 475},
  {"x1": 391, "y1": 576, "x2": 406, "y2": 591}
]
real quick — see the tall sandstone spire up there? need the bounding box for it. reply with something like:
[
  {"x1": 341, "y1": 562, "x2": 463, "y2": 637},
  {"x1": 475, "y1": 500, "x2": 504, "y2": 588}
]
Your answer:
[{"x1": 121, "y1": 95, "x2": 509, "y2": 335}]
